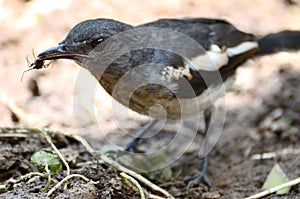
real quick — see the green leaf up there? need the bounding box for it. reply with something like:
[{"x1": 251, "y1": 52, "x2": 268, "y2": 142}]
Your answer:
[
  {"x1": 117, "y1": 152, "x2": 172, "y2": 180},
  {"x1": 31, "y1": 149, "x2": 62, "y2": 175},
  {"x1": 262, "y1": 163, "x2": 291, "y2": 194}
]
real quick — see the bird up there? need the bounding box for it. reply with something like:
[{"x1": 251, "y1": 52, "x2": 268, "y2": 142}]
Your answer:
[{"x1": 31, "y1": 18, "x2": 300, "y2": 185}]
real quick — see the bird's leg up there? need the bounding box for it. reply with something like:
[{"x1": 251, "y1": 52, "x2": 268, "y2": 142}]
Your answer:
[
  {"x1": 124, "y1": 119, "x2": 158, "y2": 152},
  {"x1": 185, "y1": 107, "x2": 213, "y2": 187},
  {"x1": 201, "y1": 107, "x2": 213, "y2": 185}
]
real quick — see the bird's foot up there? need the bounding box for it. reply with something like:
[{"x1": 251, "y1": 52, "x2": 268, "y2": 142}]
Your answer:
[
  {"x1": 124, "y1": 119, "x2": 158, "y2": 152},
  {"x1": 184, "y1": 171, "x2": 212, "y2": 188},
  {"x1": 124, "y1": 137, "x2": 145, "y2": 152}
]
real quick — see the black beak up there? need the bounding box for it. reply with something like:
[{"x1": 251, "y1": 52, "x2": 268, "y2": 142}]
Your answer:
[{"x1": 37, "y1": 43, "x2": 89, "y2": 61}]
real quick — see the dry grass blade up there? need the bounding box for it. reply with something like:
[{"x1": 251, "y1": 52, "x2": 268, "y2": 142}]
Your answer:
[{"x1": 244, "y1": 177, "x2": 300, "y2": 199}]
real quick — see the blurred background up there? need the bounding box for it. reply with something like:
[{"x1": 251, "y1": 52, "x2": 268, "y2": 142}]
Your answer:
[
  {"x1": 0, "y1": 0, "x2": 300, "y2": 197},
  {"x1": 0, "y1": 0, "x2": 299, "y2": 135}
]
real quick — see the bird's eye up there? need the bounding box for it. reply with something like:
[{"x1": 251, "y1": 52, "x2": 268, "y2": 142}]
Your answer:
[{"x1": 91, "y1": 37, "x2": 104, "y2": 48}]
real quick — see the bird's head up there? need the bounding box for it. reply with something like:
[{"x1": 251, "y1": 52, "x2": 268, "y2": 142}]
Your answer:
[{"x1": 37, "y1": 18, "x2": 133, "y2": 62}]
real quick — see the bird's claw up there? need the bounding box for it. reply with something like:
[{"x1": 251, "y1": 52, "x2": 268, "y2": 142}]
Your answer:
[
  {"x1": 184, "y1": 172, "x2": 212, "y2": 188},
  {"x1": 124, "y1": 138, "x2": 145, "y2": 152}
]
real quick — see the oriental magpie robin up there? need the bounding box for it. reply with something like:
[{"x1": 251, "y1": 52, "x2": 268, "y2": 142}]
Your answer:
[{"x1": 32, "y1": 18, "x2": 300, "y2": 185}]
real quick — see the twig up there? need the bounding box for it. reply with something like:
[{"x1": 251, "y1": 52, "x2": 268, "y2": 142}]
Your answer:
[
  {"x1": 33, "y1": 127, "x2": 95, "y2": 154},
  {"x1": 76, "y1": 160, "x2": 104, "y2": 167},
  {"x1": 251, "y1": 147, "x2": 300, "y2": 160},
  {"x1": 44, "y1": 164, "x2": 52, "y2": 190},
  {"x1": 101, "y1": 155, "x2": 174, "y2": 199},
  {"x1": 1, "y1": 127, "x2": 95, "y2": 155},
  {"x1": 148, "y1": 194, "x2": 167, "y2": 199},
  {"x1": 120, "y1": 172, "x2": 166, "y2": 199},
  {"x1": 26, "y1": 176, "x2": 39, "y2": 184},
  {"x1": 121, "y1": 172, "x2": 145, "y2": 199},
  {"x1": 39, "y1": 129, "x2": 70, "y2": 190},
  {"x1": 244, "y1": 177, "x2": 300, "y2": 199},
  {"x1": 7, "y1": 172, "x2": 57, "y2": 185},
  {"x1": 0, "y1": 184, "x2": 6, "y2": 191},
  {"x1": 0, "y1": 133, "x2": 28, "y2": 138},
  {"x1": 47, "y1": 174, "x2": 99, "y2": 197}
]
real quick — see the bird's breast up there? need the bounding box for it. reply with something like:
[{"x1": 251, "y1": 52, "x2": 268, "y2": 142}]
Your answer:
[{"x1": 98, "y1": 66, "x2": 233, "y2": 120}]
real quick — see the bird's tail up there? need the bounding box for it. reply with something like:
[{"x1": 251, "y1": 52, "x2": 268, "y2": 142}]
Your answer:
[{"x1": 257, "y1": 31, "x2": 300, "y2": 55}]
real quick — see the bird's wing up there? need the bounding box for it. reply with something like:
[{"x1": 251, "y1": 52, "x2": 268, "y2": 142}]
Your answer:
[{"x1": 137, "y1": 18, "x2": 258, "y2": 72}]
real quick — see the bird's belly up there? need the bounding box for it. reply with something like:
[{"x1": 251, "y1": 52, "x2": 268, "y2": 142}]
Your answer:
[{"x1": 114, "y1": 78, "x2": 234, "y2": 120}]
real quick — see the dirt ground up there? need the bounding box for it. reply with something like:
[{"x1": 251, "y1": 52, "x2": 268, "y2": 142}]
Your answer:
[{"x1": 0, "y1": 0, "x2": 300, "y2": 198}]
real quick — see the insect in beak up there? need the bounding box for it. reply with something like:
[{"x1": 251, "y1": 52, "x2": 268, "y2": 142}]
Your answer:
[{"x1": 21, "y1": 50, "x2": 53, "y2": 81}]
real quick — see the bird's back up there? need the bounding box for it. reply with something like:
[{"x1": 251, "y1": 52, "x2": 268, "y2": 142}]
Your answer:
[{"x1": 137, "y1": 18, "x2": 256, "y2": 50}]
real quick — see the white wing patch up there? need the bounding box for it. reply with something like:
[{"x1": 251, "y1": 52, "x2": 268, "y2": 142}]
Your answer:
[
  {"x1": 227, "y1": 41, "x2": 258, "y2": 57},
  {"x1": 189, "y1": 44, "x2": 229, "y2": 71},
  {"x1": 187, "y1": 41, "x2": 258, "y2": 72},
  {"x1": 161, "y1": 41, "x2": 258, "y2": 82}
]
